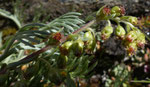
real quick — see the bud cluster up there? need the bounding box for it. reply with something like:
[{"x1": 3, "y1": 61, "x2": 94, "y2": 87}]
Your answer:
[
  {"x1": 97, "y1": 6, "x2": 146, "y2": 56},
  {"x1": 57, "y1": 29, "x2": 96, "y2": 68},
  {"x1": 96, "y1": 6, "x2": 125, "y2": 21},
  {"x1": 59, "y1": 28, "x2": 96, "y2": 57},
  {"x1": 125, "y1": 29, "x2": 146, "y2": 55}
]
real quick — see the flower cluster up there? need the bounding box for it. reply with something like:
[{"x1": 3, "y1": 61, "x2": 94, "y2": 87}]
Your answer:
[
  {"x1": 97, "y1": 6, "x2": 146, "y2": 56},
  {"x1": 60, "y1": 28, "x2": 96, "y2": 56}
]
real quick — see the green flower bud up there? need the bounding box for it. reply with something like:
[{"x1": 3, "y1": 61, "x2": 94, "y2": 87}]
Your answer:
[
  {"x1": 111, "y1": 6, "x2": 125, "y2": 17},
  {"x1": 96, "y1": 6, "x2": 110, "y2": 21},
  {"x1": 101, "y1": 26, "x2": 113, "y2": 40},
  {"x1": 59, "y1": 41, "x2": 73, "y2": 55},
  {"x1": 128, "y1": 16, "x2": 138, "y2": 25},
  {"x1": 125, "y1": 30, "x2": 138, "y2": 42},
  {"x1": 136, "y1": 32, "x2": 146, "y2": 48},
  {"x1": 120, "y1": 16, "x2": 138, "y2": 25},
  {"x1": 84, "y1": 31, "x2": 93, "y2": 41},
  {"x1": 71, "y1": 39, "x2": 84, "y2": 56},
  {"x1": 115, "y1": 25, "x2": 126, "y2": 39},
  {"x1": 84, "y1": 31, "x2": 96, "y2": 52},
  {"x1": 111, "y1": 6, "x2": 121, "y2": 17},
  {"x1": 126, "y1": 42, "x2": 137, "y2": 56}
]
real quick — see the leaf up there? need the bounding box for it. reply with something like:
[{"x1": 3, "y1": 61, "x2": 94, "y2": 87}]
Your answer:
[
  {"x1": 63, "y1": 12, "x2": 81, "y2": 16},
  {"x1": 68, "y1": 59, "x2": 79, "y2": 72},
  {"x1": 23, "y1": 37, "x2": 40, "y2": 44},
  {"x1": 0, "y1": 8, "x2": 21, "y2": 28},
  {"x1": 51, "y1": 26, "x2": 61, "y2": 31},
  {"x1": 74, "y1": 59, "x2": 89, "y2": 76},
  {"x1": 54, "y1": 23, "x2": 74, "y2": 33},
  {"x1": 66, "y1": 73, "x2": 76, "y2": 87},
  {"x1": 84, "y1": 61, "x2": 98, "y2": 74},
  {"x1": 62, "y1": 15, "x2": 78, "y2": 19},
  {"x1": 20, "y1": 23, "x2": 45, "y2": 31},
  {"x1": 32, "y1": 30, "x2": 50, "y2": 35},
  {"x1": 18, "y1": 39, "x2": 35, "y2": 47},
  {"x1": 1, "y1": 48, "x2": 17, "y2": 64},
  {"x1": 64, "y1": 21, "x2": 80, "y2": 29}
]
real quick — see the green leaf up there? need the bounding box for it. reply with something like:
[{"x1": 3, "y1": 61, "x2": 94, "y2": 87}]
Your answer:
[
  {"x1": 0, "y1": 8, "x2": 21, "y2": 28},
  {"x1": 64, "y1": 21, "x2": 80, "y2": 29},
  {"x1": 18, "y1": 39, "x2": 35, "y2": 47},
  {"x1": 62, "y1": 15, "x2": 78, "y2": 19},
  {"x1": 84, "y1": 61, "x2": 98, "y2": 74},
  {"x1": 23, "y1": 37, "x2": 40, "y2": 44},
  {"x1": 66, "y1": 73, "x2": 76, "y2": 87},
  {"x1": 63, "y1": 12, "x2": 81, "y2": 16},
  {"x1": 20, "y1": 23, "x2": 45, "y2": 31}
]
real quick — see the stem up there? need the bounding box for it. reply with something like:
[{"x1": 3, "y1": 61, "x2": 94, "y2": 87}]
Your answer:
[
  {"x1": 121, "y1": 21, "x2": 134, "y2": 29},
  {"x1": 107, "y1": 20, "x2": 111, "y2": 26},
  {"x1": 131, "y1": 80, "x2": 150, "y2": 83},
  {"x1": 72, "y1": 19, "x2": 96, "y2": 34}
]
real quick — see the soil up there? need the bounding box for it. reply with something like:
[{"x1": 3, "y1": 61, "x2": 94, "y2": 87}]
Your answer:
[{"x1": 0, "y1": 0, "x2": 150, "y2": 22}]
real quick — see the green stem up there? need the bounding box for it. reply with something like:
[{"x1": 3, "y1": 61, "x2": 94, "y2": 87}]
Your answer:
[
  {"x1": 131, "y1": 80, "x2": 150, "y2": 83},
  {"x1": 107, "y1": 20, "x2": 111, "y2": 26},
  {"x1": 121, "y1": 21, "x2": 134, "y2": 29}
]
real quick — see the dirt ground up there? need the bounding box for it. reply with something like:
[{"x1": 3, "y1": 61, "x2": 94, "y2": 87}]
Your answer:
[{"x1": 0, "y1": 0, "x2": 149, "y2": 22}]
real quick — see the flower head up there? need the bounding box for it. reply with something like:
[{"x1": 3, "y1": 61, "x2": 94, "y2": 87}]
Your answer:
[
  {"x1": 52, "y1": 32, "x2": 62, "y2": 41},
  {"x1": 103, "y1": 7, "x2": 110, "y2": 15}
]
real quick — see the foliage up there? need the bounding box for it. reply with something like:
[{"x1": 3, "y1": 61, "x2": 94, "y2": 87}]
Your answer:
[{"x1": 0, "y1": 2, "x2": 150, "y2": 87}]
